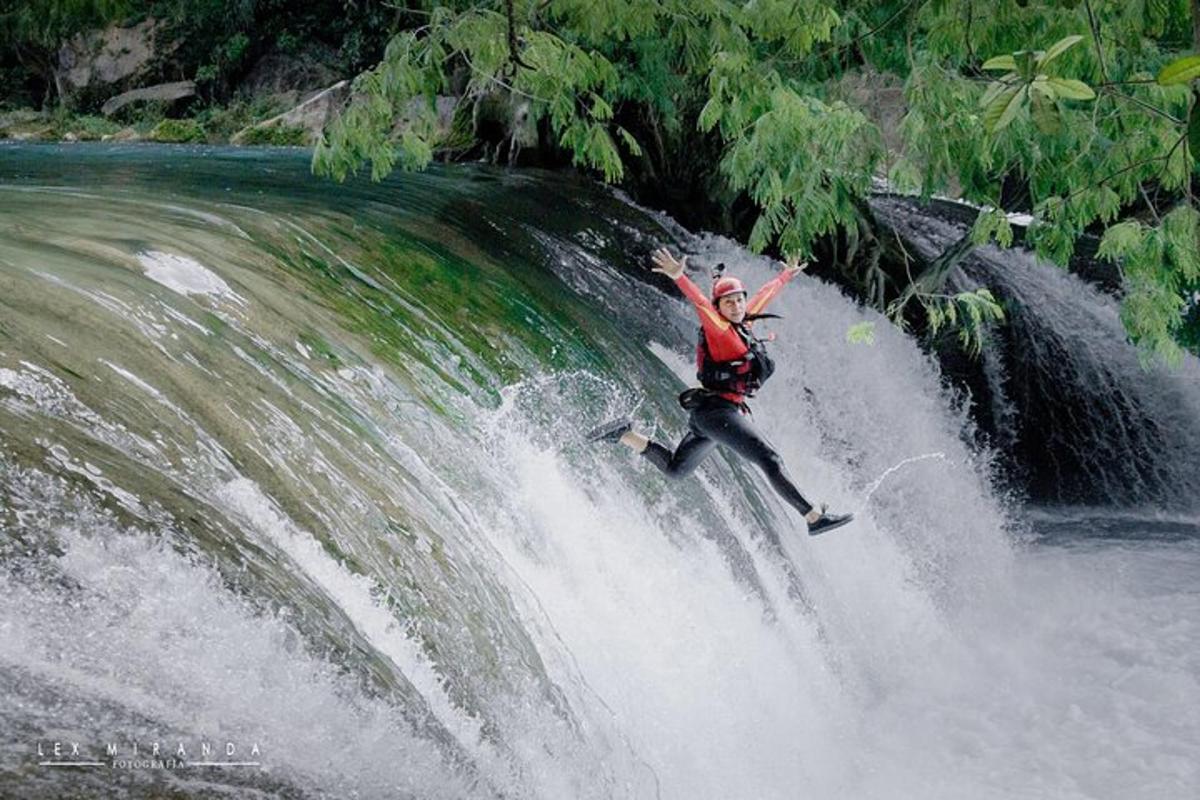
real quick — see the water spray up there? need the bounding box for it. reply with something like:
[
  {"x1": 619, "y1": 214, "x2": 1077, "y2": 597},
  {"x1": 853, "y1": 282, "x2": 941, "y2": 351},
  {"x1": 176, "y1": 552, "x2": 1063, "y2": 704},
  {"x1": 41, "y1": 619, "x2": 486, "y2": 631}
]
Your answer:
[{"x1": 860, "y1": 452, "x2": 949, "y2": 504}]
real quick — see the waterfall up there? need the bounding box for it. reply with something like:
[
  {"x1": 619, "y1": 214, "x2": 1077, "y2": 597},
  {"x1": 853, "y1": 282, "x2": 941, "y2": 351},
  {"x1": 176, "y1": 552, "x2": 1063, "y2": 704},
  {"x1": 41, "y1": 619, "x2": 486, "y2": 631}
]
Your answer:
[
  {"x1": 871, "y1": 195, "x2": 1200, "y2": 509},
  {"x1": 1, "y1": 145, "x2": 1196, "y2": 800}
]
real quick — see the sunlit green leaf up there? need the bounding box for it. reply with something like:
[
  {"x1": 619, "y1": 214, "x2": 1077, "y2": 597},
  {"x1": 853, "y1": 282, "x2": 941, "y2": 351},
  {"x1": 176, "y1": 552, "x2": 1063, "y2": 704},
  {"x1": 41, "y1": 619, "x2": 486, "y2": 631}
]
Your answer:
[
  {"x1": 982, "y1": 54, "x2": 1017, "y2": 71},
  {"x1": 1156, "y1": 54, "x2": 1200, "y2": 86},
  {"x1": 980, "y1": 77, "x2": 1016, "y2": 108},
  {"x1": 983, "y1": 86, "x2": 1019, "y2": 132},
  {"x1": 994, "y1": 85, "x2": 1028, "y2": 132},
  {"x1": 1036, "y1": 35, "x2": 1083, "y2": 69},
  {"x1": 1046, "y1": 77, "x2": 1095, "y2": 100}
]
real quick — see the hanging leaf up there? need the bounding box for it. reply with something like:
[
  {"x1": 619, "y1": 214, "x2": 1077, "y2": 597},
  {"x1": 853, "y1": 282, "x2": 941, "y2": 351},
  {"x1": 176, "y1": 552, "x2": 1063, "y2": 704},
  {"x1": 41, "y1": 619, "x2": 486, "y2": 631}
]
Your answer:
[
  {"x1": 1157, "y1": 54, "x2": 1200, "y2": 86},
  {"x1": 971, "y1": 207, "x2": 1015, "y2": 246},
  {"x1": 1046, "y1": 77, "x2": 1095, "y2": 100},
  {"x1": 983, "y1": 86, "x2": 1019, "y2": 132},
  {"x1": 1097, "y1": 220, "x2": 1147, "y2": 262},
  {"x1": 982, "y1": 54, "x2": 1017, "y2": 71},
  {"x1": 616, "y1": 125, "x2": 642, "y2": 156},
  {"x1": 1031, "y1": 93, "x2": 1061, "y2": 134},
  {"x1": 1036, "y1": 35, "x2": 1083, "y2": 70},
  {"x1": 980, "y1": 76, "x2": 1017, "y2": 108},
  {"x1": 994, "y1": 86, "x2": 1028, "y2": 132}
]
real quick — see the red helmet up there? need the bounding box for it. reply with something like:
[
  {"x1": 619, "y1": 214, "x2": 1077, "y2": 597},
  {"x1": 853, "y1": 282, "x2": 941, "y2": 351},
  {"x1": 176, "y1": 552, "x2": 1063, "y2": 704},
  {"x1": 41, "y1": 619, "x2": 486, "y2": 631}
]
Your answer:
[{"x1": 712, "y1": 276, "x2": 746, "y2": 302}]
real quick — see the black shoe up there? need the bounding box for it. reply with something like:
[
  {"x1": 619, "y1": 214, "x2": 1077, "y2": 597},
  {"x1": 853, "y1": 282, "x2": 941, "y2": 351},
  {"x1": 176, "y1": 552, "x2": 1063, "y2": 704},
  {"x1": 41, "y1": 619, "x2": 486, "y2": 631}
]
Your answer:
[
  {"x1": 807, "y1": 509, "x2": 854, "y2": 536},
  {"x1": 586, "y1": 417, "x2": 632, "y2": 444}
]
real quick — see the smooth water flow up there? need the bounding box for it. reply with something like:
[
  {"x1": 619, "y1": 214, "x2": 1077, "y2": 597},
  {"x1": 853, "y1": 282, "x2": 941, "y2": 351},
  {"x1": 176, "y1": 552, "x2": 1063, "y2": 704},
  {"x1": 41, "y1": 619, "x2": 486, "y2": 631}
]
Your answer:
[{"x1": 1, "y1": 145, "x2": 1197, "y2": 799}]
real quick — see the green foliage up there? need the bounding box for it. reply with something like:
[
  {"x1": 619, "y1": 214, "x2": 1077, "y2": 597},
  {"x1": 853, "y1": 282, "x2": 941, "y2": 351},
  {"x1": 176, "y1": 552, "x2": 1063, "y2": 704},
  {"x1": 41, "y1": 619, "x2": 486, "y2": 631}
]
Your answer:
[
  {"x1": 194, "y1": 30, "x2": 251, "y2": 90},
  {"x1": 1, "y1": 0, "x2": 130, "y2": 51},
  {"x1": 921, "y1": 289, "x2": 1007, "y2": 357},
  {"x1": 0, "y1": 0, "x2": 131, "y2": 106},
  {"x1": 317, "y1": 0, "x2": 875, "y2": 263},
  {"x1": 309, "y1": 0, "x2": 1200, "y2": 359},
  {"x1": 1157, "y1": 54, "x2": 1200, "y2": 85},
  {"x1": 720, "y1": 88, "x2": 878, "y2": 255},
  {"x1": 971, "y1": 208, "x2": 1014, "y2": 248},
  {"x1": 896, "y1": 58, "x2": 994, "y2": 200},
  {"x1": 979, "y1": 35, "x2": 1095, "y2": 135},
  {"x1": 1190, "y1": 92, "x2": 1200, "y2": 162},
  {"x1": 315, "y1": 6, "x2": 640, "y2": 182},
  {"x1": 898, "y1": 0, "x2": 1198, "y2": 359},
  {"x1": 1098, "y1": 206, "x2": 1200, "y2": 364},
  {"x1": 63, "y1": 113, "x2": 121, "y2": 140},
  {"x1": 846, "y1": 321, "x2": 876, "y2": 345},
  {"x1": 149, "y1": 117, "x2": 206, "y2": 143},
  {"x1": 238, "y1": 123, "x2": 308, "y2": 146},
  {"x1": 191, "y1": 94, "x2": 289, "y2": 140}
]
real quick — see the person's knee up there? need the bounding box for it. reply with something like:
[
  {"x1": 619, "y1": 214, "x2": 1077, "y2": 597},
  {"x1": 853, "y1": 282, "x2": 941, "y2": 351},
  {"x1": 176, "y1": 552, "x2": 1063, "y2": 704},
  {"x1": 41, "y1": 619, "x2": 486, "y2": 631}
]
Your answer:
[
  {"x1": 664, "y1": 460, "x2": 699, "y2": 479},
  {"x1": 756, "y1": 448, "x2": 785, "y2": 476}
]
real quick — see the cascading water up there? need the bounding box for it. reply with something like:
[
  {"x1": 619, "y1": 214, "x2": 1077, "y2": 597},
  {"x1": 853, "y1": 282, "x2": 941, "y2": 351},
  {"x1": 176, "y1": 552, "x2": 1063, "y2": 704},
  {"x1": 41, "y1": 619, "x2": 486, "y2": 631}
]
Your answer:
[
  {"x1": 871, "y1": 195, "x2": 1200, "y2": 509},
  {"x1": 1, "y1": 145, "x2": 1197, "y2": 800}
]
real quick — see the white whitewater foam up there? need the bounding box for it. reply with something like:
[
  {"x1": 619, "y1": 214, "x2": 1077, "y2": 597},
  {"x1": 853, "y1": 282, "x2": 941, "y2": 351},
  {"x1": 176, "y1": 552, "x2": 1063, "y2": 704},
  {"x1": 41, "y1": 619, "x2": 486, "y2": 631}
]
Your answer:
[
  {"x1": 0, "y1": 504, "x2": 482, "y2": 800},
  {"x1": 136, "y1": 250, "x2": 243, "y2": 303}
]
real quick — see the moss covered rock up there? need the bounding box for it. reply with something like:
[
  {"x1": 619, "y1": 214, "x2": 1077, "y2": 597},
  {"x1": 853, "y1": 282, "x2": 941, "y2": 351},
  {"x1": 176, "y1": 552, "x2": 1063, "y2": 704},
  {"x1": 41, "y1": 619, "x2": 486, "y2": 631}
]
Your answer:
[
  {"x1": 235, "y1": 124, "x2": 310, "y2": 146},
  {"x1": 148, "y1": 118, "x2": 206, "y2": 143}
]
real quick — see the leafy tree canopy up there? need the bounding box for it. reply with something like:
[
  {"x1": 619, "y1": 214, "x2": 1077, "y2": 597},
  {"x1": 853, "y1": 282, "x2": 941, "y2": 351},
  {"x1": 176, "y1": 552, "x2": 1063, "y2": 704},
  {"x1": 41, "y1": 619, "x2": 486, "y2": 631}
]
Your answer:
[
  {"x1": 312, "y1": 1, "x2": 1199, "y2": 362},
  {"x1": 1, "y1": 0, "x2": 131, "y2": 104}
]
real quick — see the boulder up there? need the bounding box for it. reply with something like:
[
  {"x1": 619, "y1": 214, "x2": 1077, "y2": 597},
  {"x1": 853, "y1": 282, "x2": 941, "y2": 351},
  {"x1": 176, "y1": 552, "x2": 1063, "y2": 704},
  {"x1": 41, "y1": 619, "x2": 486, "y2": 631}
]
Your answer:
[
  {"x1": 240, "y1": 51, "x2": 342, "y2": 97},
  {"x1": 10, "y1": 129, "x2": 54, "y2": 142},
  {"x1": 0, "y1": 109, "x2": 46, "y2": 132},
  {"x1": 101, "y1": 81, "x2": 196, "y2": 116},
  {"x1": 0, "y1": 111, "x2": 52, "y2": 141},
  {"x1": 105, "y1": 127, "x2": 142, "y2": 142},
  {"x1": 56, "y1": 19, "x2": 166, "y2": 96}
]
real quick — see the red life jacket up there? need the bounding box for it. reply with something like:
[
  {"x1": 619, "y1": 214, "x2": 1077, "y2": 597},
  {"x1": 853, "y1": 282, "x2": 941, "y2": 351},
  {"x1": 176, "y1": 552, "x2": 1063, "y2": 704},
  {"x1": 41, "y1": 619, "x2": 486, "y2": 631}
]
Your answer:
[
  {"x1": 672, "y1": 270, "x2": 795, "y2": 404},
  {"x1": 695, "y1": 319, "x2": 776, "y2": 400}
]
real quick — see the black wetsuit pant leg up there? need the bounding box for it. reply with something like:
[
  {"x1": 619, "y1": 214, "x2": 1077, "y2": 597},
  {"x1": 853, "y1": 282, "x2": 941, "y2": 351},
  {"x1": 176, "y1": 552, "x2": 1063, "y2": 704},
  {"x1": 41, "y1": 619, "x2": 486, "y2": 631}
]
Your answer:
[
  {"x1": 641, "y1": 429, "x2": 718, "y2": 478},
  {"x1": 641, "y1": 399, "x2": 813, "y2": 516}
]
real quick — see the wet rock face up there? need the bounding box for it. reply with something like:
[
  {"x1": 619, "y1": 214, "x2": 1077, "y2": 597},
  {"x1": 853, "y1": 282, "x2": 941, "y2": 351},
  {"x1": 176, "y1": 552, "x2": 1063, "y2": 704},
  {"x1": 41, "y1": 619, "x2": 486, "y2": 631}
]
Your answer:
[
  {"x1": 55, "y1": 19, "x2": 167, "y2": 97},
  {"x1": 239, "y1": 51, "x2": 343, "y2": 98}
]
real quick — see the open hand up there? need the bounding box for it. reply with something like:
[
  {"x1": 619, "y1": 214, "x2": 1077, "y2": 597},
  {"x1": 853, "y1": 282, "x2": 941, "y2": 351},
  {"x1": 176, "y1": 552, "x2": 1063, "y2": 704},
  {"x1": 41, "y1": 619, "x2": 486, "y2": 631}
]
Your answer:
[
  {"x1": 650, "y1": 247, "x2": 687, "y2": 279},
  {"x1": 782, "y1": 254, "x2": 809, "y2": 275}
]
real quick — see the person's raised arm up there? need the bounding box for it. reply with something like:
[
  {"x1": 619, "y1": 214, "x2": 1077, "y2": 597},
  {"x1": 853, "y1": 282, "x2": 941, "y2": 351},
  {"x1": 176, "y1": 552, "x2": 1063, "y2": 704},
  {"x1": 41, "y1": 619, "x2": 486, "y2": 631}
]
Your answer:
[
  {"x1": 747, "y1": 255, "x2": 807, "y2": 316},
  {"x1": 651, "y1": 247, "x2": 727, "y2": 328}
]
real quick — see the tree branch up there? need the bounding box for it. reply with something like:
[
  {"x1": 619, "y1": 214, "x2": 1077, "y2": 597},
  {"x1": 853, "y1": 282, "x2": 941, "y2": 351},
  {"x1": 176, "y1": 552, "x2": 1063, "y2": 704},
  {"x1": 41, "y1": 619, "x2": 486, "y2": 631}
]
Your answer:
[
  {"x1": 815, "y1": 0, "x2": 924, "y2": 62},
  {"x1": 1083, "y1": 0, "x2": 1109, "y2": 84},
  {"x1": 505, "y1": 0, "x2": 534, "y2": 75},
  {"x1": 1100, "y1": 87, "x2": 1185, "y2": 126}
]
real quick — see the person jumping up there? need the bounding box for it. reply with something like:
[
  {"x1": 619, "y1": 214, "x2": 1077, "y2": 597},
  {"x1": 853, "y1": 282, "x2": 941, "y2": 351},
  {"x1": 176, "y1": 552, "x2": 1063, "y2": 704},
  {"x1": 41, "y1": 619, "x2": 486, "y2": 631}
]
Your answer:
[{"x1": 588, "y1": 247, "x2": 853, "y2": 536}]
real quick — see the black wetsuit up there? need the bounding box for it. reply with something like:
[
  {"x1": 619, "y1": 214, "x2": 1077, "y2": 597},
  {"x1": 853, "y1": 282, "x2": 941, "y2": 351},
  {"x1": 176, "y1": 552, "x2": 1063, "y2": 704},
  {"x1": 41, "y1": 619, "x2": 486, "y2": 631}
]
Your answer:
[{"x1": 640, "y1": 394, "x2": 814, "y2": 516}]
